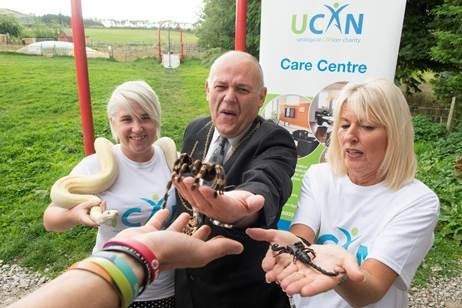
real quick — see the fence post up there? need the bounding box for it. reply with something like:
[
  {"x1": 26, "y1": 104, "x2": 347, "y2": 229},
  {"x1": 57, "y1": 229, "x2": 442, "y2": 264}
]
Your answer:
[{"x1": 446, "y1": 96, "x2": 456, "y2": 132}]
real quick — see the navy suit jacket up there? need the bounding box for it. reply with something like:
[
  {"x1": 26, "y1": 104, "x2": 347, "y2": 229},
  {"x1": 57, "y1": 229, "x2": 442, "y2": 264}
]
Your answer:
[{"x1": 174, "y1": 116, "x2": 297, "y2": 308}]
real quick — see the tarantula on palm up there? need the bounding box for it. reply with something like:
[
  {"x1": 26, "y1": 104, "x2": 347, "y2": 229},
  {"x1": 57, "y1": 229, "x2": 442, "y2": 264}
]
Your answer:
[{"x1": 162, "y1": 153, "x2": 226, "y2": 208}]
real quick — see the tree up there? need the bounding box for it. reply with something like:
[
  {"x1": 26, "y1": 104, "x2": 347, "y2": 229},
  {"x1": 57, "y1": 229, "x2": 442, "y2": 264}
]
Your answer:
[
  {"x1": 196, "y1": 0, "x2": 235, "y2": 52},
  {"x1": 430, "y1": 0, "x2": 462, "y2": 101},
  {"x1": 41, "y1": 14, "x2": 71, "y2": 26},
  {"x1": 396, "y1": 0, "x2": 444, "y2": 94},
  {"x1": 196, "y1": 0, "x2": 261, "y2": 57},
  {"x1": 245, "y1": 0, "x2": 261, "y2": 56},
  {"x1": 0, "y1": 15, "x2": 22, "y2": 38}
]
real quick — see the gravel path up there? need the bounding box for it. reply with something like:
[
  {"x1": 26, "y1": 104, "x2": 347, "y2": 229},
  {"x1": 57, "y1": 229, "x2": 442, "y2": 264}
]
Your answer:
[
  {"x1": 1, "y1": 259, "x2": 461, "y2": 307},
  {"x1": 0, "y1": 260, "x2": 49, "y2": 307}
]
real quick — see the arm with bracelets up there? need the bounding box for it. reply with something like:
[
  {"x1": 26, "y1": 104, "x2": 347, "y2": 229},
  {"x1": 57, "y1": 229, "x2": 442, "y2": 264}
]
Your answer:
[{"x1": 8, "y1": 210, "x2": 243, "y2": 308}]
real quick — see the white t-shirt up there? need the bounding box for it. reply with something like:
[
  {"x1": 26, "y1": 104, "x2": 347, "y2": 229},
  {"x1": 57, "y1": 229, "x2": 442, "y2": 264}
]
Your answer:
[
  {"x1": 291, "y1": 163, "x2": 439, "y2": 308},
  {"x1": 71, "y1": 144, "x2": 174, "y2": 301}
]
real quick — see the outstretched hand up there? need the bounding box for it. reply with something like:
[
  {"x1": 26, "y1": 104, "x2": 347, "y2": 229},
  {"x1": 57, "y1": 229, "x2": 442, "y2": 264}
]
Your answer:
[
  {"x1": 246, "y1": 228, "x2": 364, "y2": 296},
  {"x1": 173, "y1": 176, "x2": 264, "y2": 227},
  {"x1": 113, "y1": 209, "x2": 244, "y2": 270}
]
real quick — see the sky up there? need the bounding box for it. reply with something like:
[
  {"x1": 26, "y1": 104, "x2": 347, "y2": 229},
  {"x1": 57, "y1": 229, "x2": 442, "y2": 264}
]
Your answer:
[{"x1": 0, "y1": 0, "x2": 204, "y2": 23}]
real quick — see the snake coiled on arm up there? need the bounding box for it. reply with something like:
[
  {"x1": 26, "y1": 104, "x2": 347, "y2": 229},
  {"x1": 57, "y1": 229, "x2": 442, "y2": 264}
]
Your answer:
[
  {"x1": 50, "y1": 137, "x2": 177, "y2": 225},
  {"x1": 50, "y1": 137, "x2": 119, "y2": 224}
]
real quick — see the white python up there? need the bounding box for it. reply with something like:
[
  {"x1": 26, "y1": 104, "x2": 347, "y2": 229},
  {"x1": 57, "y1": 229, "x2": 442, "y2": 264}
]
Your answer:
[
  {"x1": 50, "y1": 136, "x2": 178, "y2": 225},
  {"x1": 154, "y1": 137, "x2": 178, "y2": 173}
]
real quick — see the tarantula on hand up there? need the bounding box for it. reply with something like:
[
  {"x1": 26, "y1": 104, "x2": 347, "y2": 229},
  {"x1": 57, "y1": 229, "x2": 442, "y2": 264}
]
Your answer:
[{"x1": 162, "y1": 153, "x2": 226, "y2": 208}]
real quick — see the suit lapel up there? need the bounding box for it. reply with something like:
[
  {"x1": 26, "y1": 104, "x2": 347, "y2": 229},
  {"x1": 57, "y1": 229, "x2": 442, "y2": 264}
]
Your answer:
[{"x1": 189, "y1": 120, "x2": 214, "y2": 161}]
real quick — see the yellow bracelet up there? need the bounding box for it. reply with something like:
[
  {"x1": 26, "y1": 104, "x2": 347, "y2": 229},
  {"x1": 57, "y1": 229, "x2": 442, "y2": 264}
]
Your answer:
[
  {"x1": 87, "y1": 257, "x2": 134, "y2": 308},
  {"x1": 93, "y1": 251, "x2": 140, "y2": 297}
]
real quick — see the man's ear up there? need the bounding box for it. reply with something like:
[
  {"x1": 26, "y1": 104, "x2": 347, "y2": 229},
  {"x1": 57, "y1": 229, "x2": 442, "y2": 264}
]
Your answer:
[
  {"x1": 257, "y1": 87, "x2": 268, "y2": 108},
  {"x1": 205, "y1": 80, "x2": 210, "y2": 101}
]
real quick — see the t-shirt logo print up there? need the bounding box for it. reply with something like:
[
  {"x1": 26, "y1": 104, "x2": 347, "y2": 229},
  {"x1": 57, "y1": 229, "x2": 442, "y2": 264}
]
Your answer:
[
  {"x1": 318, "y1": 226, "x2": 369, "y2": 265},
  {"x1": 121, "y1": 195, "x2": 164, "y2": 227}
]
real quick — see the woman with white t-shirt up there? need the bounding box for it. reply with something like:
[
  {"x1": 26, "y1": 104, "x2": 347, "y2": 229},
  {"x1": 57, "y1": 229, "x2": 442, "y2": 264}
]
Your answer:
[
  {"x1": 247, "y1": 78, "x2": 439, "y2": 308},
  {"x1": 44, "y1": 80, "x2": 176, "y2": 308}
]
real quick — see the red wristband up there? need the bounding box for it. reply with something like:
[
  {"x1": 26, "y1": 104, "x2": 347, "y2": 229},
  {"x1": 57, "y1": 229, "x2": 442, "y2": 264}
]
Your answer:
[{"x1": 103, "y1": 239, "x2": 160, "y2": 283}]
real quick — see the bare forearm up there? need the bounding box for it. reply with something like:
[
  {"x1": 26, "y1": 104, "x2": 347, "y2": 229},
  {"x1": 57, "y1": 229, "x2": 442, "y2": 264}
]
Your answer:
[
  {"x1": 8, "y1": 270, "x2": 118, "y2": 308},
  {"x1": 43, "y1": 204, "x2": 78, "y2": 232},
  {"x1": 335, "y1": 261, "x2": 397, "y2": 307},
  {"x1": 334, "y1": 272, "x2": 382, "y2": 306},
  {"x1": 8, "y1": 252, "x2": 144, "y2": 308}
]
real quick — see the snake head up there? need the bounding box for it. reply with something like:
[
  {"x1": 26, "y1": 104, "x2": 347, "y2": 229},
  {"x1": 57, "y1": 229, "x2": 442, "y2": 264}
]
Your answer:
[{"x1": 89, "y1": 206, "x2": 119, "y2": 225}]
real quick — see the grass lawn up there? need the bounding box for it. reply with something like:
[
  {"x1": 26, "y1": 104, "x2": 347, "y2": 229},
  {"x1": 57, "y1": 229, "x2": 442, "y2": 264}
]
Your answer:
[
  {"x1": 0, "y1": 52, "x2": 208, "y2": 274},
  {"x1": 0, "y1": 53, "x2": 460, "y2": 286}
]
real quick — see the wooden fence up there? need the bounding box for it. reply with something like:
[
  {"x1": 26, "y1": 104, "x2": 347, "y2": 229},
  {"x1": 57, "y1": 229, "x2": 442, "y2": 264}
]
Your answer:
[
  {"x1": 1, "y1": 40, "x2": 203, "y2": 62},
  {"x1": 88, "y1": 42, "x2": 203, "y2": 62},
  {"x1": 409, "y1": 97, "x2": 459, "y2": 131},
  {"x1": 409, "y1": 104, "x2": 450, "y2": 123}
]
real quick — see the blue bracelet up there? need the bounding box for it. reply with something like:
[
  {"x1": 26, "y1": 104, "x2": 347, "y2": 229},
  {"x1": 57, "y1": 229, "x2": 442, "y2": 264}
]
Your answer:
[{"x1": 92, "y1": 251, "x2": 140, "y2": 297}]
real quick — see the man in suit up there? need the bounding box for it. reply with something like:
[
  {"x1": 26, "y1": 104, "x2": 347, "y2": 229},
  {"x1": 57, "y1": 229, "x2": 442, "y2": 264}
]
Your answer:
[{"x1": 173, "y1": 50, "x2": 297, "y2": 308}]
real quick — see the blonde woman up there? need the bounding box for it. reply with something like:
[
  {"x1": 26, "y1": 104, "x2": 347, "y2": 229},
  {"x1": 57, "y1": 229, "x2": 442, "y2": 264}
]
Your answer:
[
  {"x1": 44, "y1": 81, "x2": 176, "y2": 308},
  {"x1": 248, "y1": 78, "x2": 439, "y2": 308}
]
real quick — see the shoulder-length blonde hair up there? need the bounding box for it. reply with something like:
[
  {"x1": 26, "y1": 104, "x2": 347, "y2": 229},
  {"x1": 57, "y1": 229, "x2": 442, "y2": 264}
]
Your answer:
[{"x1": 326, "y1": 78, "x2": 416, "y2": 190}]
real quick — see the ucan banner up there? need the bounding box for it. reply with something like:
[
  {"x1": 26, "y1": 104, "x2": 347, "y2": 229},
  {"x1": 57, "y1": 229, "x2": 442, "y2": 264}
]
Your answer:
[{"x1": 258, "y1": 0, "x2": 406, "y2": 230}]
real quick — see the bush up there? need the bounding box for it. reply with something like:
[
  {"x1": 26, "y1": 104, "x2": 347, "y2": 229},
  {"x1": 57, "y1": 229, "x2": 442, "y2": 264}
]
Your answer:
[
  {"x1": 413, "y1": 114, "x2": 447, "y2": 142},
  {"x1": 22, "y1": 23, "x2": 61, "y2": 39},
  {"x1": 414, "y1": 115, "x2": 462, "y2": 244},
  {"x1": 199, "y1": 47, "x2": 225, "y2": 67},
  {"x1": 0, "y1": 15, "x2": 22, "y2": 38}
]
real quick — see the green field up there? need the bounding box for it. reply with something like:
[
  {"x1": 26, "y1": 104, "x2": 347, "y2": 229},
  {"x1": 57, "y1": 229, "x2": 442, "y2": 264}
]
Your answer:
[
  {"x1": 0, "y1": 53, "x2": 460, "y2": 286},
  {"x1": 82, "y1": 27, "x2": 198, "y2": 45}
]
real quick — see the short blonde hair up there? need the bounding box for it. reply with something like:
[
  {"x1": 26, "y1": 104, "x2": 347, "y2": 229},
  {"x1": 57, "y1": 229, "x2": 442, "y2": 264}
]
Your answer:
[
  {"x1": 326, "y1": 78, "x2": 416, "y2": 190},
  {"x1": 107, "y1": 80, "x2": 161, "y2": 141}
]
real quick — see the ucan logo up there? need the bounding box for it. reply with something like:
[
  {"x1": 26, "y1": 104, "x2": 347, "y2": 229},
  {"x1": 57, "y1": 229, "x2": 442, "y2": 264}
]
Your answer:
[{"x1": 291, "y1": 2, "x2": 364, "y2": 35}]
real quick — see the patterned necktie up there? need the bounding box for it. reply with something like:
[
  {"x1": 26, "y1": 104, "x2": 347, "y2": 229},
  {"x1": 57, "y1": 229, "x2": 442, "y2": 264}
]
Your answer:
[{"x1": 209, "y1": 136, "x2": 228, "y2": 165}]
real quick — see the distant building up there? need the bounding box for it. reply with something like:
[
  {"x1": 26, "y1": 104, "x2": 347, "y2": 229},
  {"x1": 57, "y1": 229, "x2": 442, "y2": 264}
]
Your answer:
[
  {"x1": 99, "y1": 18, "x2": 194, "y2": 30},
  {"x1": 57, "y1": 30, "x2": 89, "y2": 44},
  {"x1": 57, "y1": 30, "x2": 73, "y2": 42}
]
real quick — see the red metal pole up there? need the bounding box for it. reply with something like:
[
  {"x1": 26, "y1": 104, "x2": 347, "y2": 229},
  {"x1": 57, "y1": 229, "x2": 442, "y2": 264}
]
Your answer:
[
  {"x1": 71, "y1": 0, "x2": 95, "y2": 155},
  {"x1": 180, "y1": 30, "x2": 184, "y2": 60},
  {"x1": 235, "y1": 0, "x2": 247, "y2": 51},
  {"x1": 157, "y1": 26, "x2": 162, "y2": 61}
]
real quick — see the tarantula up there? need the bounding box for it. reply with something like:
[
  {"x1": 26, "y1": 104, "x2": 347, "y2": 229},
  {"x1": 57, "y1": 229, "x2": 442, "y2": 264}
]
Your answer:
[{"x1": 162, "y1": 153, "x2": 226, "y2": 208}]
